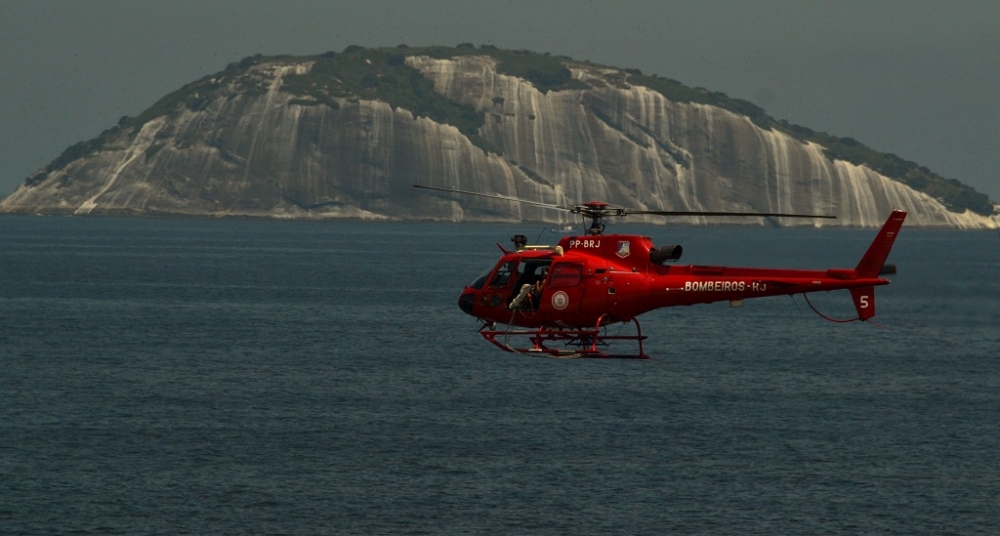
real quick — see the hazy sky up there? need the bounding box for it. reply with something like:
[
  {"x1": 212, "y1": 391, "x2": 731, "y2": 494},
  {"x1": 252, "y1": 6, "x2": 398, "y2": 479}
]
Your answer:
[{"x1": 2, "y1": 0, "x2": 998, "y2": 201}]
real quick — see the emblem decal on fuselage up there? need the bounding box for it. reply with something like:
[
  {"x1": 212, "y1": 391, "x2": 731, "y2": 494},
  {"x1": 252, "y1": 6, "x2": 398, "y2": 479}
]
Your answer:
[
  {"x1": 551, "y1": 291, "x2": 569, "y2": 310},
  {"x1": 616, "y1": 241, "x2": 631, "y2": 259}
]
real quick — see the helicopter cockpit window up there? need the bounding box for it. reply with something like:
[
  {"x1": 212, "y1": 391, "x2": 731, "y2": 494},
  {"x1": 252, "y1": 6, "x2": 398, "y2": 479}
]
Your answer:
[
  {"x1": 548, "y1": 263, "x2": 584, "y2": 288},
  {"x1": 488, "y1": 261, "x2": 517, "y2": 289}
]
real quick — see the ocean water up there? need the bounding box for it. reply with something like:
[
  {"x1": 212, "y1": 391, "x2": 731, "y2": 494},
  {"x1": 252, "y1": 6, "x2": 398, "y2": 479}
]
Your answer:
[{"x1": 1, "y1": 216, "x2": 997, "y2": 534}]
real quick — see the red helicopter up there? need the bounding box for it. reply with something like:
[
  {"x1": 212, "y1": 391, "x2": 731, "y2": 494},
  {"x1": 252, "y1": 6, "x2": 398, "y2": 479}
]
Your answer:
[{"x1": 414, "y1": 185, "x2": 906, "y2": 359}]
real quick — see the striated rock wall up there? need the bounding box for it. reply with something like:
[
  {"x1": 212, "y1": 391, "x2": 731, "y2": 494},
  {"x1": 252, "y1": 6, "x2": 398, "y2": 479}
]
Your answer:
[{"x1": 3, "y1": 55, "x2": 996, "y2": 228}]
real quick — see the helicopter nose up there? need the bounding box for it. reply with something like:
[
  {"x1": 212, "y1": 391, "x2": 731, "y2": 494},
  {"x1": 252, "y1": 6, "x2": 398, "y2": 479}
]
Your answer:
[{"x1": 458, "y1": 289, "x2": 476, "y2": 316}]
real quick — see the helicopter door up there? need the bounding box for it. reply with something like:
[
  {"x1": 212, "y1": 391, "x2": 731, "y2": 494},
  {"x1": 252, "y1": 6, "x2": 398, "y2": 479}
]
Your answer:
[
  {"x1": 512, "y1": 260, "x2": 553, "y2": 310},
  {"x1": 543, "y1": 262, "x2": 585, "y2": 314}
]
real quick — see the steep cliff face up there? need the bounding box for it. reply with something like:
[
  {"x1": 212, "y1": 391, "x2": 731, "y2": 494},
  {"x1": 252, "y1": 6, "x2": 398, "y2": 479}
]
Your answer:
[{"x1": 3, "y1": 52, "x2": 995, "y2": 228}]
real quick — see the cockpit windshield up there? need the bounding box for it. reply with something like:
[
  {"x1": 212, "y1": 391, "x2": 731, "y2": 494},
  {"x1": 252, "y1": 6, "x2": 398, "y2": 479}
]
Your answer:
[
  {"x1": 468, "y1": 260, "x2": 518, "y2": 290},
  {"x1": 468, "y1": 268, "x2": 491, "y2": 290}
]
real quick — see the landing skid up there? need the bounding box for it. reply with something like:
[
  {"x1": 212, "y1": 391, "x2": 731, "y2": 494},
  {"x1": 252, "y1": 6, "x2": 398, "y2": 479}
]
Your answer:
[{"x1": 479, "y1": 315, "x2": 650, "y2": 359}]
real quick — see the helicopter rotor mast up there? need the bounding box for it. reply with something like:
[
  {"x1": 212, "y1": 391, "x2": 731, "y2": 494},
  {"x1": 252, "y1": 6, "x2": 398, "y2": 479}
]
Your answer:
[{"x1": 413, "y1": 184, "x2": 835, "y2": 234}]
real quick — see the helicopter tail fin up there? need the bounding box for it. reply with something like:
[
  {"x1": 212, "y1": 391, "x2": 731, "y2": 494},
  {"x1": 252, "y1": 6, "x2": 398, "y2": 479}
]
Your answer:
[
  {"x1": 846, "y1": 210, "x2": 906, "y2": 321},
  {"x1": 855, "y1": 210, "x2": 907, "y2": 278}
]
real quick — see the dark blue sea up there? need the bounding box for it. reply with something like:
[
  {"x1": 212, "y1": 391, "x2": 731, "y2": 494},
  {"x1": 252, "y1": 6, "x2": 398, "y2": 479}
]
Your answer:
[{"x1": 1, "y1": 216, "x2": 998, "y2": 534}]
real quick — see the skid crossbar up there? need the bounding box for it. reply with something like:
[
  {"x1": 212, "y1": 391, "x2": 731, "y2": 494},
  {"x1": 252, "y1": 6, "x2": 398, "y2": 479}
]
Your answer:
[{"x1": 479, "y1": 315, "x2": 649, "y2": 359}]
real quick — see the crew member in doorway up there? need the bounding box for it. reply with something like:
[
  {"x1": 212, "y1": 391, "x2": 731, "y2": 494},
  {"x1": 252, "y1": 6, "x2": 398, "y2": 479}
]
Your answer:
[{"x1": 530, "y1": 268, "x2": 548, "y2": 309}]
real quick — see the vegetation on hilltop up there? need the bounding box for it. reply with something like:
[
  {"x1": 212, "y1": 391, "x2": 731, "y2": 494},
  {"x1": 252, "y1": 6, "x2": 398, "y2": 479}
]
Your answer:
[
  {"x1": 279, "y1": 44, "x2": 587, "y2": 154},
  {"x1": 280, "y1": 46, "x2": 498, "y2": 153},
  {"x1": 426, "y1": 44, "x2": 589, "y2": 93}
]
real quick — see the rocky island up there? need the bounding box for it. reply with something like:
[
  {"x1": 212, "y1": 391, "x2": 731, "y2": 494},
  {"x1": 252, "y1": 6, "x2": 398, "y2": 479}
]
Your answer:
[{"x1": 2, "y1": 44, "x2": 996, "y2": 228}]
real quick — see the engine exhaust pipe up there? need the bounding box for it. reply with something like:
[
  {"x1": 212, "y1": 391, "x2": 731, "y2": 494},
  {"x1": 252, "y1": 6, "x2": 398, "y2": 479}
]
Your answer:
[{"x1": 650, "y1": 245, "x2": 683, "y2": 264}]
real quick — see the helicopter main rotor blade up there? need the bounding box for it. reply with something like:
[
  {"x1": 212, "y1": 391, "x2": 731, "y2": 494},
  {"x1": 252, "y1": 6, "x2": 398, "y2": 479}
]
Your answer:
[
  {"x1": 626, "y1": 209, "x2": 836, "y2": 219},
  {"x1": 414, "y1": 184, "x2": 836, "y2": 220},
  {"x1": 413, "y1": 184, "x2": 572, "y2": 211}
]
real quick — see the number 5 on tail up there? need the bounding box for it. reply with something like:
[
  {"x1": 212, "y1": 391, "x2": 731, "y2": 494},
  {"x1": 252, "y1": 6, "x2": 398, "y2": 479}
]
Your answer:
[{"x1": 850, "y1": 286, "x2": 875, "y2": 320}]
